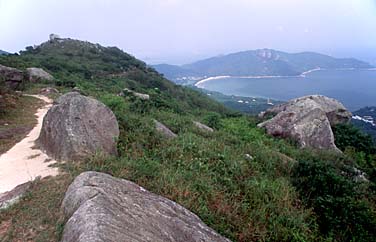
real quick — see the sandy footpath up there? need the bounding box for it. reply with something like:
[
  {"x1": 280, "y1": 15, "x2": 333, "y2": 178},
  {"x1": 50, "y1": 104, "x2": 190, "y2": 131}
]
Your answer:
[{"x1": 0, "y1": 95, "x2": 58, "y2": 194}]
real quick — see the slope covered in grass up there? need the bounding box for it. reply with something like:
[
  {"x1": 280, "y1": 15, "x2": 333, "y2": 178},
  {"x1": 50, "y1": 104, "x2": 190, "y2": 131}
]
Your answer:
[{"x1": 0, "y1": 38, "x2": 375, "y2": 242}]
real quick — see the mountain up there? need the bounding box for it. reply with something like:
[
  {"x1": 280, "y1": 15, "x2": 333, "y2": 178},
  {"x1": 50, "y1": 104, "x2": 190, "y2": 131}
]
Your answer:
[
  {"x1": 352, "y1": 106, "x2": 376, "y2": 142},
  {"x1": 154, "y1": 49, "x2": 373, "y2": 84},
  {"x1": 0, "y1": 50, "x2": 9, "y2": 55}
]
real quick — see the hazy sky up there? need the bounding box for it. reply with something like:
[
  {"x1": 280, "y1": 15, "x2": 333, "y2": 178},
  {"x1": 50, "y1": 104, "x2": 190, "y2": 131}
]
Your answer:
[{"x1": 1, "y1": 0, "x2": 376, "y2": 64}]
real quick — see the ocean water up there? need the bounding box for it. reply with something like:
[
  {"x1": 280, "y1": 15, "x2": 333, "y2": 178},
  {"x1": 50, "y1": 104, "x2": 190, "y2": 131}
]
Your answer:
[{"x1": 198, "y1": 69, "x2": 376, "y2": 111}]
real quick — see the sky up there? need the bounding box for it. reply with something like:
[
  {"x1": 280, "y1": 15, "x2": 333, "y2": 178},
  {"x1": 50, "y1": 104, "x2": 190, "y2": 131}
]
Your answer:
[{"x1": 1, "y1": 0, "x2": 376, "y2": 64}]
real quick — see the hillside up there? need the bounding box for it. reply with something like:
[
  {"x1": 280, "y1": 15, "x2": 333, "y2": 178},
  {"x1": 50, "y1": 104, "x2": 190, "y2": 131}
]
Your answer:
[
  {"x1": 0, "y1": 38, "x2": 375, "y2": 242},
  {"x1": 352, "y1": 106, "x2": 376, "y2": 142},
  {"x1": 0, "y1": 50, "x2": 9, "y2": 55},
  {"x1": 0, "y1": 38, "x2": 228, "y2": 115},
  {"x1": 154, "y1": 49, "x2": 373, "y2": 84}
]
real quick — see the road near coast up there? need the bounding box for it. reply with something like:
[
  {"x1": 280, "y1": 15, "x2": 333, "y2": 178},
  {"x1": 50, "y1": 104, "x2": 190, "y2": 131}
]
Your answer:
[{"x1": 0, "y1": 95, "x2": 58, "y2": 194}]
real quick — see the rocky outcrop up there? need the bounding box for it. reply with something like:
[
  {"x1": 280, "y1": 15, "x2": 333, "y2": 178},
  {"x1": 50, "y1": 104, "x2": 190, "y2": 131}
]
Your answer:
[
  {"x1": 0, "y1": 64, "x2": 24, "y2": 90},
  {"x1": 0, "y1": 182, "x2": 31, "y2": 210},
  {"x1": 61, "y1": 171, "x2": 230, "y2": 242},
  {"x1": 258, "y1": 95, "x2": 351, "y2": 151},
  {"x1": 259, "y1": 95, "x2": 352, "y2": 125},
  {"x1": 154, "y1": 120, "x2": 177, "y2": 139},
  {"x1": 121, "y1": 88, "x2": 150, "y2": 100},
  {"x1": 37, "y1": 92, "x2": 119, "y2": 161},
  {"x1": 193, "y1": 121, "x2": 214, "y2": 132},
  {"x1": 26, "y1": 68, "x2": 54, "y2": 83}
]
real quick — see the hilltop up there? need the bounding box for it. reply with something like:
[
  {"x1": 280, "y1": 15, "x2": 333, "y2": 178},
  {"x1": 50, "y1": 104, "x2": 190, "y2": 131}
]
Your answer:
[
  {"x1": 0, "y1": 37, "x2": 375, "y2": 242},
  {"x1": 154, "y1": 49, "x2": 373, "y2": 84},
  {"x1": 0, "y1": 37, "x2": 228, "y2": 114}
]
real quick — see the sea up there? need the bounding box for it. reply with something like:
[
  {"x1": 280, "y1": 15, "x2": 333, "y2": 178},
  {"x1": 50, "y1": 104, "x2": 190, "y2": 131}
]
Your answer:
[{"x1": 196, "y1": 69, "x2": 376, "y2": 111}]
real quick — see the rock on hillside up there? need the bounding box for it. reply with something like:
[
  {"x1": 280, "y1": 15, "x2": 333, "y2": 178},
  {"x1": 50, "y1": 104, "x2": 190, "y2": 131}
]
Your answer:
[
  {"x1": 61, "y1": 171, "x2": 230, "y2": 242},
  {"x1": 258, "y1": 95, "x2": 351, "y2": 151},
  {"x1": 261, "y1": 95, "x2": 352, "y2": 125},
  {"x1": 193, "y1": 121, "x2": 214, "y2": 132},
  {"x1": 0, "y1": 64, "x2": 24, "y2": 90},
  {"x1": 154, "y1": 120, "x2": 177, "y2": 139},
  {"x1": 37, "y1": 92, "x2": 119, "y2": 161},
  {"x1": 26, "y1": 67, "x2": 54, "y2": 82}
]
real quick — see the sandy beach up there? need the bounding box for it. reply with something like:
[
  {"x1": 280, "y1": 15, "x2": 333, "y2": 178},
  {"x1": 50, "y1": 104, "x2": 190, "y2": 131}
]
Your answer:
[{"x1": 194, "y1": 68, "x2": 324, "y2": 88}]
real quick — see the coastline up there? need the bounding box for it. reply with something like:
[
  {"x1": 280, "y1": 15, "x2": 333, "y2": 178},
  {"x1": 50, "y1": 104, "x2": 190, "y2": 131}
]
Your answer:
[
  {"x1": 195, "y1": 67, "x2": 323, "y2": 87},
  {"x1": 194, "y1": 67, "x2": 375, "y2": 88}
]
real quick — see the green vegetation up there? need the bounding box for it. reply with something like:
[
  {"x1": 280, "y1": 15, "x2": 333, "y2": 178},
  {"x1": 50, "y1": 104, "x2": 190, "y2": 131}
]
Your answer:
[
  {"x1": 0, "y1": 39, "x2": 375, "y2": 241},
  {"x1": 0, "y1": 95, "x2": 43, "y2": 155},
  {"x1": 196, "y1": 88, "x2": 283, "y2": 115},
  {"x1": 352, "y1": 106, "x2": 376, "y2": 142}
]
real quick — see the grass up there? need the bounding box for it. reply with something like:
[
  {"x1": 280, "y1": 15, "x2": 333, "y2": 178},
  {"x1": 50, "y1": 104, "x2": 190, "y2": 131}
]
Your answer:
[
  {"x1": 0, "y1": 112, "x2": 318, "y2": 242},
  {"x1": 1, "y1": 90, "x2": 375, "y2": 242},
  {"x1": 0, "y1": 175, "x2": 72, "y2": 242},
  {"x1": 0, "y1": 95, "x2": 44, "y2": 155}
]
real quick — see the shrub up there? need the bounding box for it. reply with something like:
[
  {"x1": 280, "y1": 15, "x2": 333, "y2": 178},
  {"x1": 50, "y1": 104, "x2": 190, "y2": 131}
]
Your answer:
[
  {"x1": 203, "y1": 112, "x2": 222, "y2": 130},
  {"x1": 292, "y1": 159, "x2": 376, "y2": 241},
  {"x1": 333, "y1": 123, "x2": 375, "y2": 154}
]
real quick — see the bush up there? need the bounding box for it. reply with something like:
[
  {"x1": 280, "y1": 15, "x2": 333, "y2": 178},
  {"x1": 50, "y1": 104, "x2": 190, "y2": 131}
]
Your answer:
[
  {"x1": 292, "y1": 159, "x2": 376, "y2": 241},
  {"x1": 203, "y1": 112, "x2": 222, "y2": 130},
  {"x1": 333, "y1": 124, "x2": 375, "y2": 154}
]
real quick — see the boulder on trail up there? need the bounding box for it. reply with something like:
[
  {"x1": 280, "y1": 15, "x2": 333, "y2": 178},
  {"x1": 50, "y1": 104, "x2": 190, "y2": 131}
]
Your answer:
[
  {"x1": 0, "y1": 64, "x2": 24, "y2": 90},
  {"x1": 26, "y1": 67, "x2": 54, "y2": 83},
  {"x1": 37, "y1": 92, "x2": 119, "y2": 161},
  {"x1": 61, "y1": 171, "x2": 230, "y2": 242},
  {"x1": 154, "y1": 120, "x2": 177, "y2": 139},
  {"x1": 258, "y1": 95, "x2": 351, "y2": 151}
]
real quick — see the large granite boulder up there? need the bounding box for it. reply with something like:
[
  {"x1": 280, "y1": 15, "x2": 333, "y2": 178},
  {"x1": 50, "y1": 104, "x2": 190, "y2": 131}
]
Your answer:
[
  {"x1": 0, "y1": 64, "x2": 24, "y2": 90},
  {"x1": 26, "y1": 67, "x2": 54, "y2": 83},
  {"x1": 259, "y1": 95, "x2": 352, "y2": 125},
  {"x1": 258, "y1": 95, "x2": 351, "y2": 151},
  {"x1": 61, "y1": 171, "x2": 230, "y2": 242},
  {"x1": 37, "y1": 92, "x2": 119, "y2": 161}
]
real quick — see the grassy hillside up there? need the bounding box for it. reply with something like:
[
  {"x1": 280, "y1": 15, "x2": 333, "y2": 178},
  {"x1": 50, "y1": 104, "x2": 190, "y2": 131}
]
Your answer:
[
  {"x1": 352, "y1": 107, "x2": 376, "y2": 142},
  {"x1": 0, "y1": 39, "x2": 375, "y2": 242}
]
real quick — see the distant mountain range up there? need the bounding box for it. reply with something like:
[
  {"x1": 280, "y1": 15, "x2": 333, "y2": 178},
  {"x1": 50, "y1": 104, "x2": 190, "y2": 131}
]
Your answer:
[
  {"x1": 0, "y1": 50, "x2": 9, "y2": 55},
  {"x1": 153, "y1": 49, "x2": 373, "y2": 84}
]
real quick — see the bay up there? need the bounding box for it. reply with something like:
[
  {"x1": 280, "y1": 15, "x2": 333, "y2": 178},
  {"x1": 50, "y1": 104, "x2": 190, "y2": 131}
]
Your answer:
[{"x1": 197, "y1": 69, "x2": 376, "y2": 111}]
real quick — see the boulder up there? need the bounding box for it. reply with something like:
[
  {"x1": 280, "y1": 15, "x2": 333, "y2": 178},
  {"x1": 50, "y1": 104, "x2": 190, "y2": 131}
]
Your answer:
[
  {"x1": 258, "y1": 95, "x2": 351, "y2": 151},
  {"x1": 193, "y1": 121, "x2": 214, "y2": 132},
  {"x1": 26, "y1": 68, "x2": 54, "y2": 83},
  {"x1": 154, "y1": 120, "x2": 177, "y2": 139},
  {"x1": 37, "y1": 92, "x2": 119, "y2": 161},
  {"x1": 61, "y1": 171, "x2": 230, "y2": 242},
  {"x1": 259, "y1": 95, "x2": 352, "y2": 125},
  {"x1": 121, "y1": 88, "x2": 150, "y2": 100},
  {"x1": 0, "y1": 64, "x2": 24, "y2": 90}
]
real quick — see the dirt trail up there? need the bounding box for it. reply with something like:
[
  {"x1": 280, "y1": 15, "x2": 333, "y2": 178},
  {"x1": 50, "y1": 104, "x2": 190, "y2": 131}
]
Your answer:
[{"x1": 0, "y1": 95, "x2": 58, "y2": 194}]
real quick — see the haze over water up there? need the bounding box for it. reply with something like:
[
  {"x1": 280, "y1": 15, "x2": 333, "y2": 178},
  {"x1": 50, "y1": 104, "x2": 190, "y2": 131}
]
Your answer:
[{"x1": 198, "y1": 69, "x2": 376, "y2": 111}]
